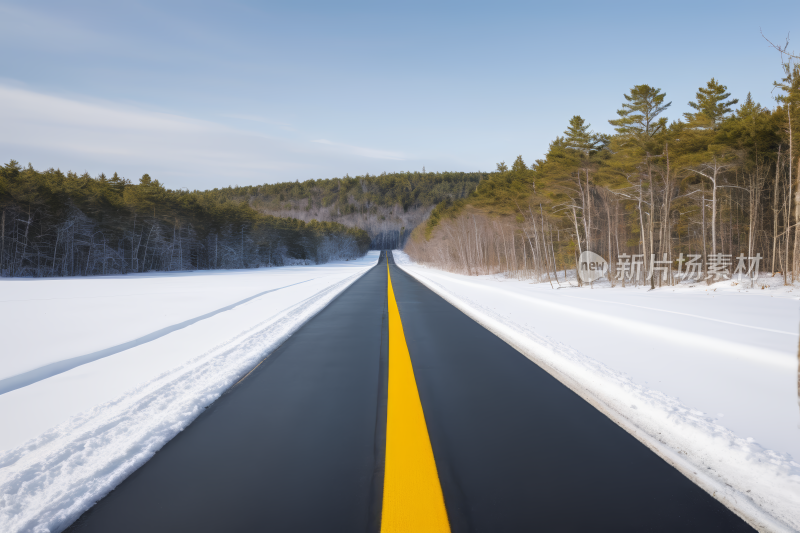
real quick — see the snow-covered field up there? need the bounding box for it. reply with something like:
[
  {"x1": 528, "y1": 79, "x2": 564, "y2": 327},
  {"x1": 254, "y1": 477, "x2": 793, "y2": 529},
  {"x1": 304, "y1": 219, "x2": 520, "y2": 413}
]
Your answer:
[
  {"x1": 394, "y1": 251, "x2": 800, "y2": 533},
  {"x1": 0, "y1": 253, "x2": 378, "y2": 533}
]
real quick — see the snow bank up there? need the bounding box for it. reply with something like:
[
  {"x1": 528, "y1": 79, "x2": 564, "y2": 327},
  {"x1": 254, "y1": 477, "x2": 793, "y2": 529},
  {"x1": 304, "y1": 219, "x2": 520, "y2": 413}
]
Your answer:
[
  {"x1": 0, "y1": 253, "x2": 378, "y2": 533},
  {"x1": 394, "y1": 250, "x2": 800, "y2": 533}
]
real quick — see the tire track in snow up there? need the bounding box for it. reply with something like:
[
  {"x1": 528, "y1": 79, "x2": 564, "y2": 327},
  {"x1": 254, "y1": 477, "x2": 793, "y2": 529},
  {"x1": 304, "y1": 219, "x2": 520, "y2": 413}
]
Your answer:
[
  {"x1": 0, "y1": 269, "x2": 368, "y2": 533},
  {"x1": 0, "y1": 279, "x2": 317, "y2": 395}
]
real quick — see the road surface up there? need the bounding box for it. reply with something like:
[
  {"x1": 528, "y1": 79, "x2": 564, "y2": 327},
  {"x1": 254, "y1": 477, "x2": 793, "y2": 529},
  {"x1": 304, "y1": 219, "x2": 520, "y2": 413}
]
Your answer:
[{"x1": 67, "y1": 251, "x2": 752, "y2": 532}]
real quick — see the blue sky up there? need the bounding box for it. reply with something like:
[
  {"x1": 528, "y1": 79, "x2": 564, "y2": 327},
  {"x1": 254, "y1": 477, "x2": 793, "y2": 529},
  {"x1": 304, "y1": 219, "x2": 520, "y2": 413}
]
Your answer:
[{"x1": 1, "y1": 0, "x2": 799, "y2": 190}]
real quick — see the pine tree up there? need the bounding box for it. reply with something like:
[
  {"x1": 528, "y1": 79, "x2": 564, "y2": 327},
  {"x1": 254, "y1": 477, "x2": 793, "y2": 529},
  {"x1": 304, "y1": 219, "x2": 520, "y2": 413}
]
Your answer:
[
  {"x1": 608, "y1": 85, "x2": 671, "y2": 145},
  {"x1": 608, "y1": 85, "x2": 671, "y2": 286},
  {"x1": 511, "y1": 155, "x2": 528, "y2": 173},
  {"x1": 683, "y1": 78, "x2": 738, "y2": 129},
  {"x1": 564, "y1": 115, "x2": 602, "y2": 155}
]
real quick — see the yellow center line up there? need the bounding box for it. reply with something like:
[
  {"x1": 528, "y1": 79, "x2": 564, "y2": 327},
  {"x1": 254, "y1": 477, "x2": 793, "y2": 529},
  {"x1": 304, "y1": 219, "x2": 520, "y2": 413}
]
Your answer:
[{"x1": 381, "y1": 261, "x2": 451, "y2": 533}]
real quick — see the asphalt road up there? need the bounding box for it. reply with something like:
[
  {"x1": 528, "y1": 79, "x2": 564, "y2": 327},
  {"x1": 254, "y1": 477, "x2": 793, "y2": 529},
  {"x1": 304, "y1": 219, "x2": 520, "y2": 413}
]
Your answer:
[
  {"x1": 67, "y1": 251, "x2": 753, "y2": 532},
  {"x1": 67, "y1": 251, "x2": 390, "y2": 533}
]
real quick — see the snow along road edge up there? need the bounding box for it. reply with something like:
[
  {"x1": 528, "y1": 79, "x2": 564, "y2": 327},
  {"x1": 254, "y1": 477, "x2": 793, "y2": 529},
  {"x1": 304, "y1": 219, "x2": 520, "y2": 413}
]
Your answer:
[
  {"x1": 0, "y1": 263, "x2": 375, "y2": 533},
  {"x1": 394, "y1": 260, "x2": 797, "y2": 533},
  {"x1": 0, "y1": 279, "x2": 318, "y2": 396}
]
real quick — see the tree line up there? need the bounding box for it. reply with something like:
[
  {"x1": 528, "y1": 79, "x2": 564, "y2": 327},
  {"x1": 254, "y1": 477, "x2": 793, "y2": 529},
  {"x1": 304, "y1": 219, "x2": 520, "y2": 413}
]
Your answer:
[
  {"x1": 210, "y1": 171, "x2": 485, "y2": 249},
  {"x1": 0, "y1": 162, "x2": 370, "y2": 278},
  {"x1": 406, "y1": 58, "x2": 800, "y2": 287}
]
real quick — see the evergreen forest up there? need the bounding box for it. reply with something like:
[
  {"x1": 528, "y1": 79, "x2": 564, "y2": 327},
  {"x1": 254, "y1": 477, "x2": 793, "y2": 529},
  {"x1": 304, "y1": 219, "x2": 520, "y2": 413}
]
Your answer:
[
  {"x1": 0, "y1": 163, "x2": 371, "y2": 277},
  {"x1": 209, "y1": 171, "x2": 484, "y2": 249},
  {"x1": 406, "y1": 58, "x2": 800, "y2": 288}
]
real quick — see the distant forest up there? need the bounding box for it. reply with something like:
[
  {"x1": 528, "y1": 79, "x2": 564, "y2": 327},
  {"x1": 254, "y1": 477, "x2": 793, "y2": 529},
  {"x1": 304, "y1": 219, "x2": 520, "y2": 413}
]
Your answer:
[
  {"x1": 0, "y1": 162, "x2": 370, "y2": 277},
  {"x1": 407, "y1": 54, "x2": 800, "y2": 287},
  {"x1": 208, "y1": 171, "x2": 485, "y2": 249}
]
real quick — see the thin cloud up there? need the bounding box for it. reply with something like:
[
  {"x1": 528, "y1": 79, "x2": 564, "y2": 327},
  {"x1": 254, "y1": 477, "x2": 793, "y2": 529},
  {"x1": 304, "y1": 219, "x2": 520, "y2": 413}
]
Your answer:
[
  {"x1": 312, "y1": 139, "x2": 405, "y2": 161},
  {"x1": 0, "y1": 85, "x2": 410, "y2": 188},
  {"x1": 220, "y1": 114, "x2": 293, "y2": 129},
  {"x1": 0, "y1": 4, "x2": 104, "y2": 51}
]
